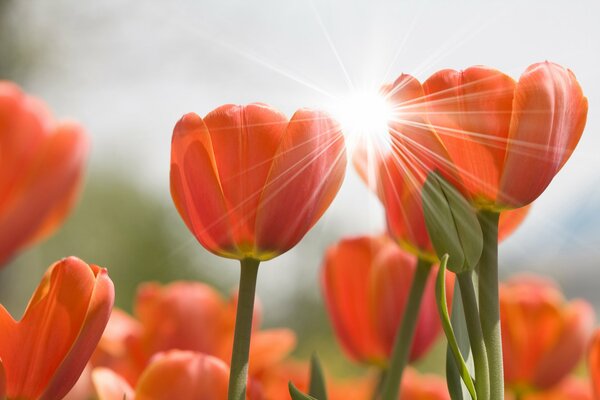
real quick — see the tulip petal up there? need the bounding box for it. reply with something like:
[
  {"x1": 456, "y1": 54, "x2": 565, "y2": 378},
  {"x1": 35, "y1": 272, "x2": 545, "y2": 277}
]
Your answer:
[
  {"x1": 171, "y1": 112, "x2": 235, "y2": 257},
  {"x1": 135, "y1": 282, "x2": 226, "y2": 359},
  {"x1": 534, "y1": 300, "x2": 595, "y2": 388},
  {"x1": 41, "y1": 263, "x2": 115, "y2": 400},
  {"x1": 423, "y1": 67, "x2": 515, "y2": 203},
  {"x1": 498, "y1": 205, "x2": 531, "y2": 241},
  {"x1": 255, "y1": 109, "x2": 346, "y2": 257},
  {"x1": 321, "y1": 236, "x2": 389, "y2": 364},
  {"x1": 135, "y1": 351, "x2": 229, "y2": 400},
  {"x1": 0, "y1": 360, "x2": 6, "y2": 400},
  {"x1": 203, "y1": 104, "x2": 288, "y2": 251},
  {"x1": 499, "y1": 62, "x2": 588, "y2": 207},
  {"x1": 249, "y1": 329, "x2": 297, "y2": 375},
  {"x1": 589, "y1": 330, "x2": 600, "y2": 399},
  {"x1": 386, "y1": 74, "x2": 453, "y2": 182},
  {"x1": 378, "y1": 153, "x2": 434, "y2": 258},
  {"x1": 0, "y1": 122, "x2": 88, "y2": 265},
  {"x1": 92, "y1": 368, "x2": 134, "y2": 400}
]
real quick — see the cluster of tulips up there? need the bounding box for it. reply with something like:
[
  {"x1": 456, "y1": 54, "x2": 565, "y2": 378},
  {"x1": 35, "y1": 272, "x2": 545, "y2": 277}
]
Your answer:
[{"x1": 0, "y1": 60, "x2": 598, "y2": 400}]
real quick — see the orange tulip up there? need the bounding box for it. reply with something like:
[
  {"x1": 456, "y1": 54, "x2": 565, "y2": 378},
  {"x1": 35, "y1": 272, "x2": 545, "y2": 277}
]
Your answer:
[
  {"x1": 500, "y1": 275, "x2": 595, "y2": 392},
  {"x1": 0, "y1": 256, "x2": 114, "y2": 400},
  {"x1": 90, "y1": 281, "x2": 297, "y2": 399},
  {"x1": 355, "y1": 149, "x2": 530, "y2": 261},
  {"x1": 506, "y1": 377, "x2": 593, "y2": 400},
  {"x1": 419, "y1": 62, "x2": 587, "y2": 210},
  {"x1": 400, "y1": 368, "x2": 450, "y2": 400},
  {"x1": 0, "y1": 82, "x2": 89, "y2": 266},
  {"x1": 92, "y1": 350, "x2": 229, "y2": 400},
  {"x1": 321, "y1": 235, "x2": 451, "y2": 366},
  {"x1": 170, "y1": 104, "x2": 346, "y2": 261},
  {"x1": 589, "y1": 329, "x2": 600, "y2": 399}
]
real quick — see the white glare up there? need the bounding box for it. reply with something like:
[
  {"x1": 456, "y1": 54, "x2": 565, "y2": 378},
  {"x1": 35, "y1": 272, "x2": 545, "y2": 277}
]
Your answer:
[{"x1": 330, "y1": 90, "x2": 393, "y2": 153}]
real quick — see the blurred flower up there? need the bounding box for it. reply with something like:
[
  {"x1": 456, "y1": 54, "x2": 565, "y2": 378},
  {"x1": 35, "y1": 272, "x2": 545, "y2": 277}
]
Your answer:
[
  {"x1": 506, "y1": 377, "x2": 593, "y2": 400},
  {"x1": 170, "y1": 104, "x2": 346, "y2": 261},
  {"x1": 90, "y1": 281, "x2": 298, "y2": 399},
  {"x1": 321, "y1": 234, "x2": 451, "y2": 366},
  {"x1": 589, "y1": 329, "x2": 600, "y2": 399},
  {"x1": 500, "y1": 275, "x2": 595, "y2": 394},
  {"x1": 0, "y1": 256, "x2": 114, "y2": 400},
  {"x1": 400, "y1": 368, "x2": 450, "y2": 400},
  {"x1": 92, "y1": 350, "x2": 229, "y2": 400},
  {"x1": 420, "y1": 61, "x2": 588, "y2": 210},
  {"x1": 0, "y1": 82, "x2": 89, "y2": 266}
]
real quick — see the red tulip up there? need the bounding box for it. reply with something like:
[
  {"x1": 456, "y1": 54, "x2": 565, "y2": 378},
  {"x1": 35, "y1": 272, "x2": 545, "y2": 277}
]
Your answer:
[
  {"x1": 0, "y1": 82, "x2": 89, "y2": 265},
  {"x1": 321, "y1": 235, "x2": 451, "y2": 366},
  {"x1": 420, "y1": 62, "x2": 587, "y2": 209},
  {"x1": 93, "y1": 351, "x2": 229, "y2": 400},
  {"x1": 0, "y1": 256, "x2": 114, "y2": 400},
  {"x1": 589, "y1": 329, "x2": 600, "y2": 399},
  {"x1": 500, "y1": 275, "x2": 595, "y2": 391},
  {"x1": 170, "y1": 104, "x2": 346, "y2": 261}
]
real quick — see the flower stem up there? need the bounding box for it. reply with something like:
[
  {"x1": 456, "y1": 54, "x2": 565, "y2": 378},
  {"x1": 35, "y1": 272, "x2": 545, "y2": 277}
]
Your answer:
[
  {"x1": 228, "y1": 258, "x2": 260, "y2": 400},
  {"x1": 476, "y1": 210, "x2": 502, "y2": 400},
  {"x1": 458, "y1": 271, "x2": 490, "y2": 400},
  {"x1": 380, "y1": 258, "x2": 431, "y2": 400}
]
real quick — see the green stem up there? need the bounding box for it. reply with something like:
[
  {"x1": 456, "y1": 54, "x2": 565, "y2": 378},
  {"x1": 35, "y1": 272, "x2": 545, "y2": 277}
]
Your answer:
[
  {"x1": 476, "y1": 210, "x2": 502, "y2": 400},
  {"x1": 380, "y1": 258, "x2": 431, "y2": 400},
  {"x1": 458, "y1": 271, "x2": 490, "y2": 400},
  {"x1": 371, "y1": 370, "x2": 387, "y2": 400},
  {"x1": 228, "y1": 258, "x2": 260, "y2": 400}
]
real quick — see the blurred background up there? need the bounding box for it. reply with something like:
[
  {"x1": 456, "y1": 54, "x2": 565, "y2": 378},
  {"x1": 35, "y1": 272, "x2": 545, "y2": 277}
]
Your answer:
[{"x1": 1, "y1": 0, "x2": 599, "y2": 378}]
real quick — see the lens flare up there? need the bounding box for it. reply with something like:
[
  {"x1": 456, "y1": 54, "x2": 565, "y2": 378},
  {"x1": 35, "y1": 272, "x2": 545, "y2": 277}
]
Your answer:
[{"x1": 330, "y1": 90, "x2": 393, "y2": 152}]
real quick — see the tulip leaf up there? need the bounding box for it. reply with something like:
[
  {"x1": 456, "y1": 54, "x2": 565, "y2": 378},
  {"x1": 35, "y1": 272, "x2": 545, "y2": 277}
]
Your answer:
[
  {"x1": 422, "y1": 172, "x2": 483, "y2": 273},
  {"x1": 289, "y1": 382, "x2": 318, "y2": 400},
  {"x1": 436, "y1": 255, "x2": 477, "y2": 400},
  {"x1": 309, "y1": 353, "x2": 328, "y2": 400}
]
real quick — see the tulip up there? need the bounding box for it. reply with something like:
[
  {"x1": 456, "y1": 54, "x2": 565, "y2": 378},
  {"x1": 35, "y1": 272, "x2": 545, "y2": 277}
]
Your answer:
[
  {"x1": 400, "y1": 368, "x2": 450, "y2": 400},
  {"x1": 321, "y1": 235, "x2": 451, "y2": 367},
  {"x1": 0, "y1": 82, "x2": 89, "y2": 266},
  {"x1": 0, "y1": 256, "x2": 114, "y2": 400},
  {"x1": 92, "y1": 351, "x2": 229, "y2": 400},
  {"x1": 421, "y1": 62, "x2": 588, "y2": 210},
  {"x1": 170, "y1": 103, "x2": 346, "y2": 261},
  {"x1": 506, "y1": 378, "x2": 593, "y2": 400},
  {"x1": 500, "y1": 275, "x2": 595, "y2": 394},
  {"x1": 376, "y1": 149, "x2": 530, "y2": 266},
  {"x1": 90, "y1": 281, "x2": 297, "y2": 399},
  {"x1": 589, "y1": 329, "x2": 600, "y2": 399}
]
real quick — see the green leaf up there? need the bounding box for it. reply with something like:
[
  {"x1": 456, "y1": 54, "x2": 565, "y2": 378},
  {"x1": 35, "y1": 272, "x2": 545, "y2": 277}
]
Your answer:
[
  {"x1": 289, "y1": 382, "x2": 318, "y2": 400},
  {"x1": 309, "y1": 353, "x2": 328, "y2": 399},
  {"x1": 436, "y1": 255, "x2": 477, "y2": 400},
  {"x1": 421, "y1": 172, "x2": 483, "y2": 273}
]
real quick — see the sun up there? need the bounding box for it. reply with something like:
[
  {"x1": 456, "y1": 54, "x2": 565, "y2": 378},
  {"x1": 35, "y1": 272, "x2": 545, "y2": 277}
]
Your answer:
[{"x1": 330, "y1": 89, "x2": 393, "y2": 152}]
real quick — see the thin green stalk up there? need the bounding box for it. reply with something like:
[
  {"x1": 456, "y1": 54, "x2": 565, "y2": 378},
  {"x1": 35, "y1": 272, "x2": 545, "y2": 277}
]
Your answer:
[
  {"x1": 380, "y1": 258, "x2": 431, "y2": 400},
  {"x1": 228, "y1": 258, "x2": 260, "y2": 400},
  {"x1": 458, "y1": 271, "x2": 490, "y2": 400},
  {"x1": 476, "y1": 210, "x2": 502, "y2": 400},
  {"x1": 371, "y1": 370, "x2": 387, "y2": 400}
]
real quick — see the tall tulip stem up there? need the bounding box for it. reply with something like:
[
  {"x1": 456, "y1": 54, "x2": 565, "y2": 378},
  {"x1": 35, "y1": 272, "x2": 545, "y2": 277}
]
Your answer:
[
  {"x1": 380, "y1": 258, "x2": 431, "y2": 400},
  {"x1": 228, "y1": 258, "x2": 260, "y2": 400},
  {"x1": 458, "y1": 271, "x2": 490, "y2": 400},
  {"x1": 476, "y1": 210, "x2": 502, "y2": 400}
]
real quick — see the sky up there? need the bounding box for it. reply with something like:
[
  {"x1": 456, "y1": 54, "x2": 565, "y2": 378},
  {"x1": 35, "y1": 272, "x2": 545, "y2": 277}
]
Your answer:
[{"x1": 8, "y1": 0, "x2": 600, "y2": 311}]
